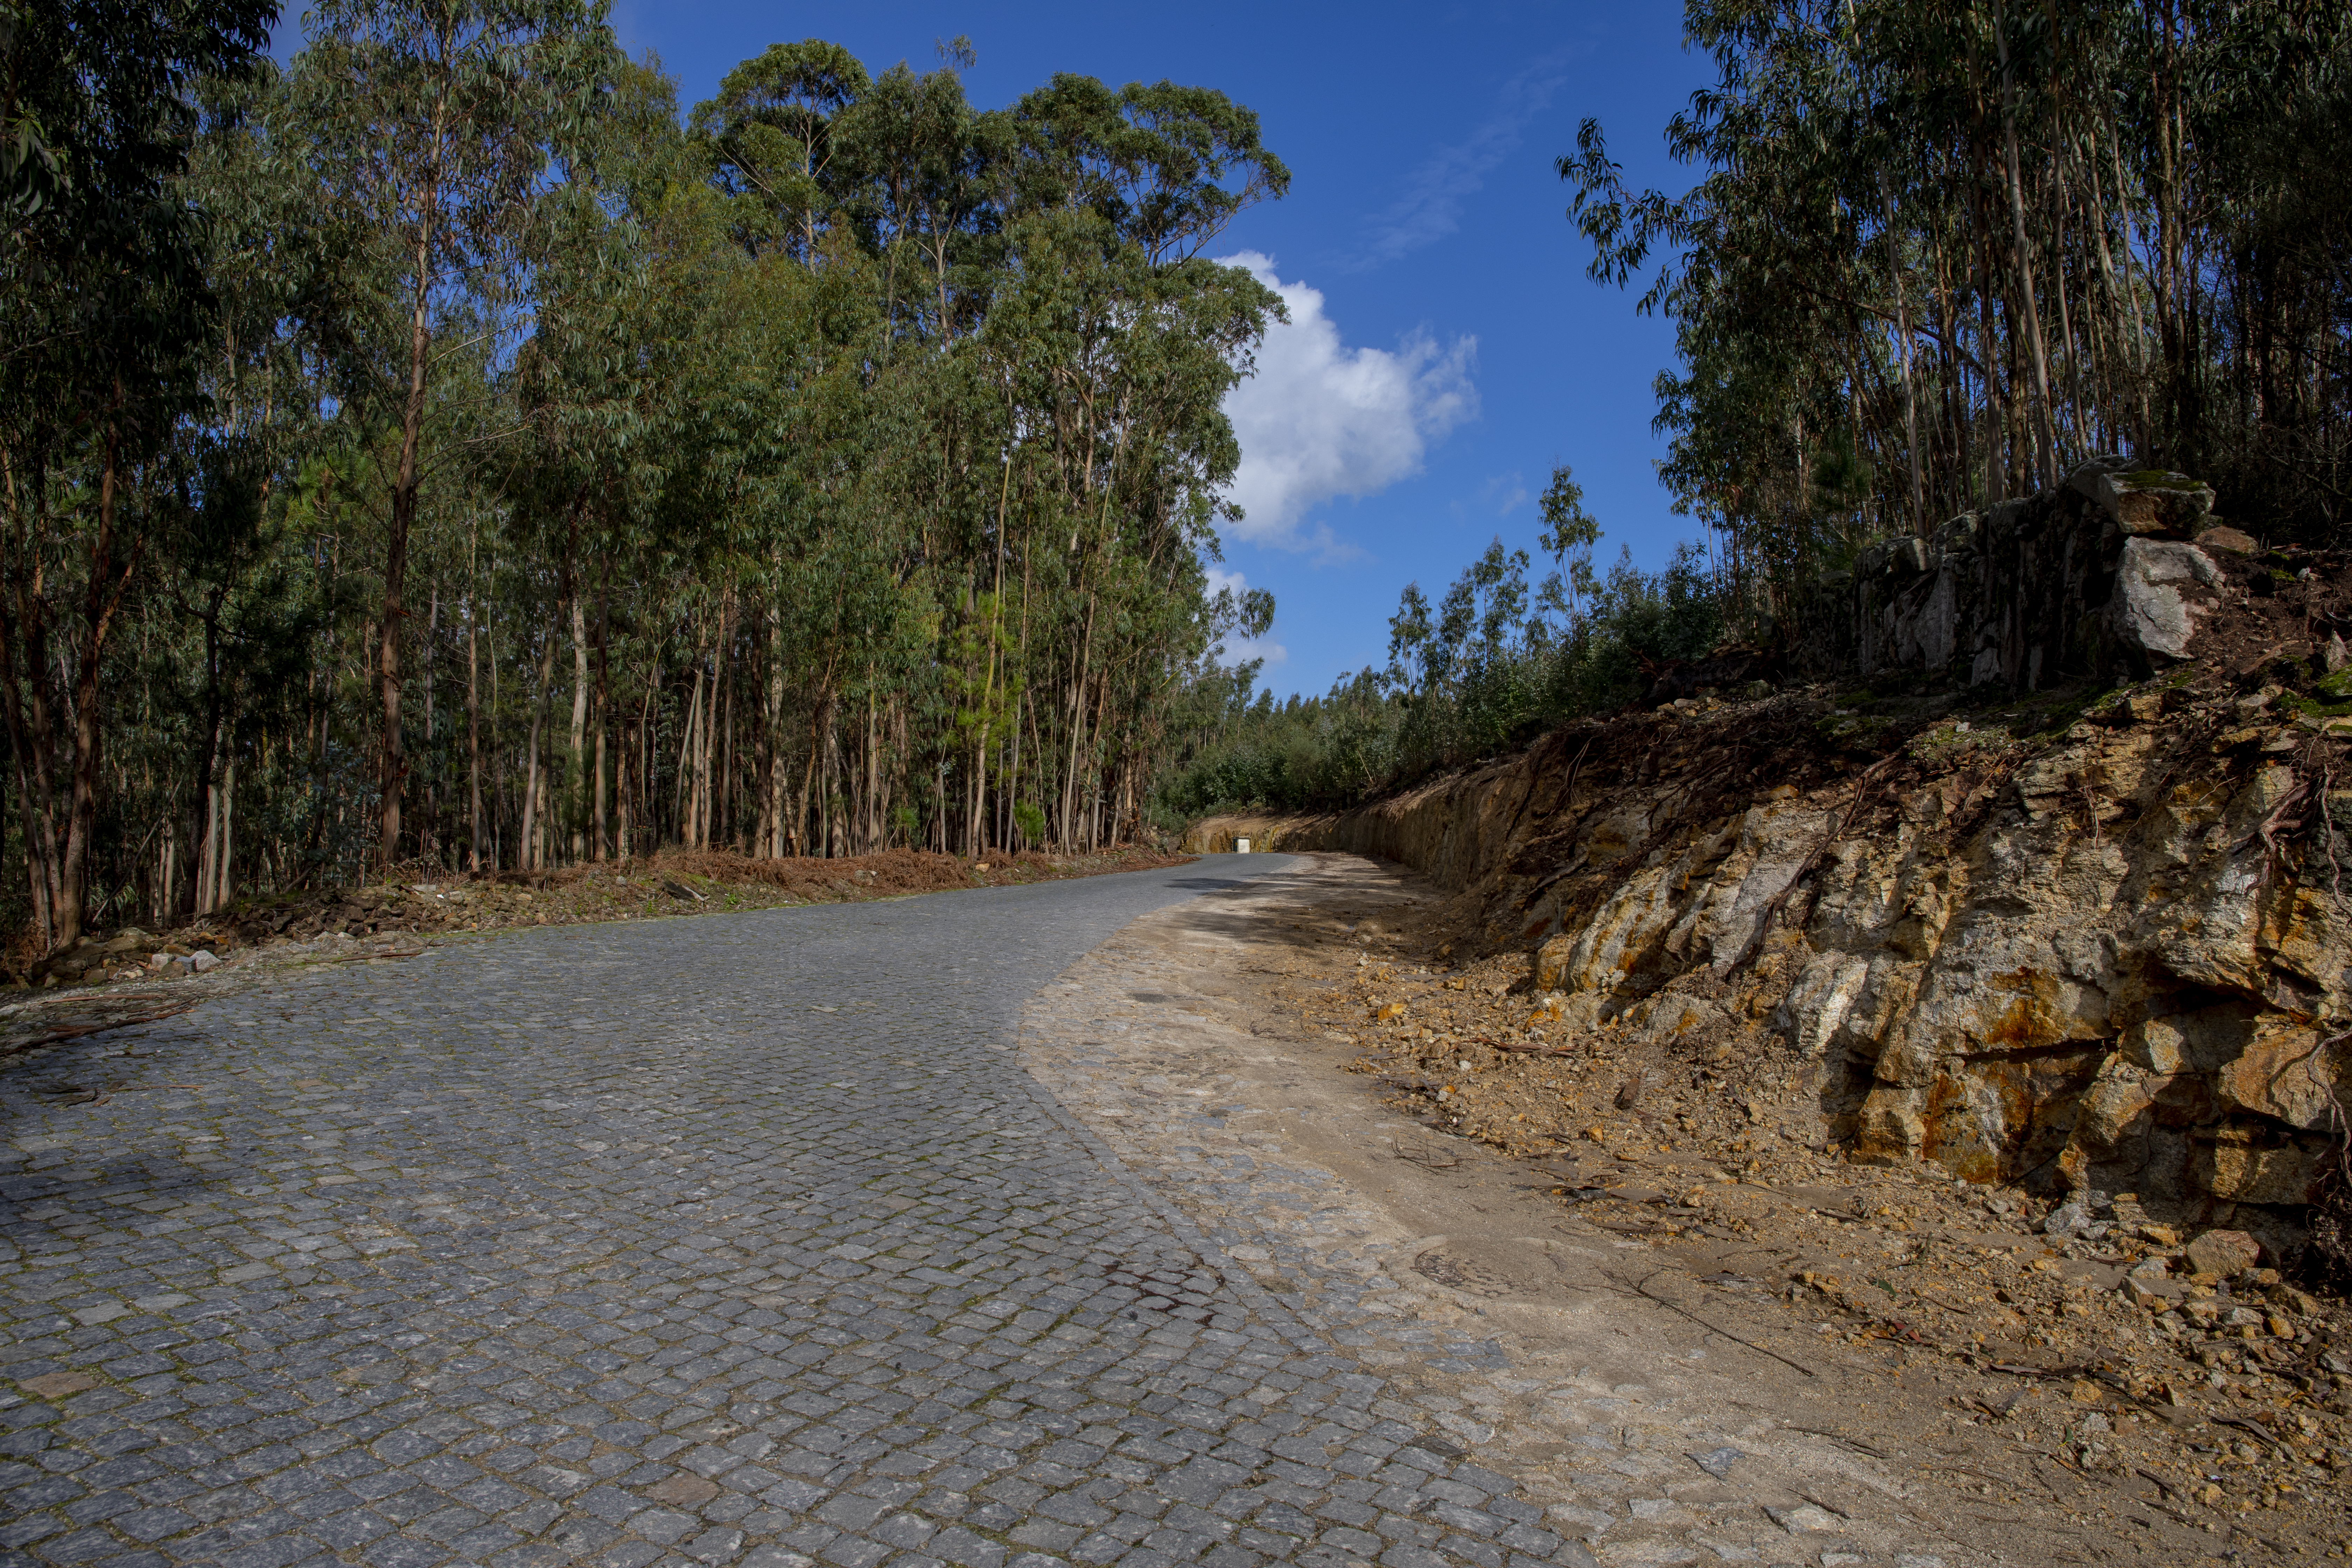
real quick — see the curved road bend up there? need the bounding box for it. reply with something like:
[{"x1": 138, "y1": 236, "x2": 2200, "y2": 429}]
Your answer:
[{"x1": 0, "y1": 856, "x2": 1586, "y2": 1568}]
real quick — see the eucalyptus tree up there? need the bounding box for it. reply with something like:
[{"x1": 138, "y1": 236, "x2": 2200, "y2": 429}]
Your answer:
[
  {"x1": 834, "y1": 57, "x2": 1008, "y2": 344},
  {"x1": 4, "y1": 31, "x2": 1308, "y2": 958},
  {"x1": 1537, "y1": 464, "x2": 1601, "y2": 627},
  {"x1": 285, "y1": 0, "x2": 621, "y2": 868},
  {"x1": 0, "y1": 0, "x2": 272, "y2": 945},
  {"x1": 1561, "y1": 0, "x2": 2352, "y2": 607},
  {"x1": 501, "y1": 53, "x2": 689, "y2": 867},
  {"x1": 691, "y1": 38, "x2": 869, "y2": 260}
]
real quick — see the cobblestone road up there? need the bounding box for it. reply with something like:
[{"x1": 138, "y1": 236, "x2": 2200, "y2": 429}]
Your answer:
[{"x1": 0, "y1": 857, "x2": 1598, "y2": 1568}]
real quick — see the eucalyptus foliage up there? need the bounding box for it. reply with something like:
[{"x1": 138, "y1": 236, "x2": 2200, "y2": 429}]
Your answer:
[
  {"x1": 1567, "y1": 0, "x2": 2352, "y2": 611},
  {"x1": 2, "y1": 6, "x2": 1290, "y2": 952},
  {"x1": 1154, "y1": 525, "x2": 1723, "y2": 820}
]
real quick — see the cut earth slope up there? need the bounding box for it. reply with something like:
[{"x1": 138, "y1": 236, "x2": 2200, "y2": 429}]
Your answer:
[{"x1": 1181, "y1": 465, "x2": 2352, "y2": 1553}]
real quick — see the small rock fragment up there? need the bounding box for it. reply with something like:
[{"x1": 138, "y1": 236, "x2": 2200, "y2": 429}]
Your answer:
[
  {"x1": 2184, "y1": 1228, "x2": 2261, "y2": 1280},
  {"x1": 2194, "y1": 523, "x2": 2259, "y2": 555}
]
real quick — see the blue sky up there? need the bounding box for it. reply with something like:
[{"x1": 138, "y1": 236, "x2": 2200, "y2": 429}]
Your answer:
[{"x1": 282, "y1": 2, "x2": 1716, "y2": 698}]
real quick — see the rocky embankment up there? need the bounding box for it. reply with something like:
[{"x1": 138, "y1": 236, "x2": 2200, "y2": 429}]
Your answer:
[
  {"x1": 1253, "y1": 926, "x2": 2352, "y2": 1545},
  {"x1": 1193, "y1": 461, "x2": 2352, "y2": 1279}
]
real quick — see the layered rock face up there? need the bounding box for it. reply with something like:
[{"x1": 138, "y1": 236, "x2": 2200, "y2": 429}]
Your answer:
[
  {"x1": 1794, "y1": 455, "x2": 2234, "y2": 685},
  {"x1": 1189, "y1": 469, "x2": 2350, "y2": 1258}
]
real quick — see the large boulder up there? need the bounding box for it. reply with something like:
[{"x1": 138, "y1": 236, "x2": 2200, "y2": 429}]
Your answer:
[
  {"x1": 2107, "y1": 536, "x2": 2220, "y2": 663},
  {"x1": 2066, "y1": 459, "x2": 2217, "y2": 538},
  {"x1": 1800, "y1": 461, "x2": 2233, "y2": 691}
]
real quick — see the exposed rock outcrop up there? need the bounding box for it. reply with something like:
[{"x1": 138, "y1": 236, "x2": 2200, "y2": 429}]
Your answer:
[
  {"x1": 1793, "y1": 455, "x2": 2230, "y2": 686},
  {"x1": 1190, "y1": 471, "x2": 2352, "y2": 1263}
]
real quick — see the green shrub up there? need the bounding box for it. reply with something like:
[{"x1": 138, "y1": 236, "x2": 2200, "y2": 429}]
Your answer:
[{"x1": 1153, "y1": 539, "x2": 1725, "y2": 819}]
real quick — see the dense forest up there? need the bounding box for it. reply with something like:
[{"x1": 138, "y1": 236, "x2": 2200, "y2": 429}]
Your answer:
[
  {"x1": 4, "y1": 1, "x2": 1286, "y2": 950},
  {"x1": 1163, "y1": 0, "x2": 2352, "y2": 818}
]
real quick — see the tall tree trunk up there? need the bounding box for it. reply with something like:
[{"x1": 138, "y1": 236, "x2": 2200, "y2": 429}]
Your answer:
[
  {"x1": 381, "y1": 156, "x2": 442, "y2": 871},
  {"x1": 1060, "y1": 603, "x2": 1096, "y2": 852},
  {"x1": 1973, "y1": 187, "x2": 2009, "y2": 505},
  {"x1": 714, "y1": 590, "x2": 735, "y2": 849},
  {"x1": 2104, "y1": 119, "x2": 2153, "y2": 450},
  {"x1": 196, "y1": 718, "x2": 223, "y2": 915},
  {"x1": 0, "y1": 554, "x2": 61, "y2": 947},
  {"x1": 520, "y1": 598, "x2": 560, "y2": 871},
  {"x1": 466, "y1": 556, "x2": 482, "y2": 872},
  {"x1": 57, "y1": 414, "x2": 134, "y2": 943},
  {"x1": 1993, "y1": 0, "x2": 2058, "y2": 489},
  {"x1": 568, "y1": 592, "x2": 589, "y2": 861},
  {"x1": 1928, "y1": 227, "x2": 1968, "y2": 512},
  {"x1": 216, "y1": 759, "x2": 236, "y2": 911},
  {"x1": 626, "y1": 673, "x2": 656, "y2": 860},
  {"x1": 593, "y1": 589, "x2": 609, "y2": 861},
  {"x1": 703, "y1": 647, "x2": 720, "y2": 850},
  {"x1": 2048, "y1": 170, "x2": 2086, "y2": 456},
  {"x1": 1882, "y1": 177, "x2": 1926, "y2": 533},
  {"x1": 796, "y1": 712, "x2": 817, "y2": 858},
  {"x1": 674, "y1": 663, "x2": 699, "y2": 849},
  {"x1": 763, "y1": 598, "x2": 785, "y2": 856}
]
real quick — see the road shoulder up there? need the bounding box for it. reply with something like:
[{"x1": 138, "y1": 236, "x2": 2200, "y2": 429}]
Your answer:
[{"x1": 1020, "y1": 852, "x2": 2224, "y2": 1567}]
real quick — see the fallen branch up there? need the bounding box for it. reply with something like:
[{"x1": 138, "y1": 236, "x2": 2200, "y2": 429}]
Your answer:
[
  {"x1": 2211, "y1": 1413, "x2": 2290, "y2": 1454},
  {"x1": 1391, "y1": 1137, "x2": 1462, "y2": 1171},
  {"x1": 1617, "y1": 1268, "x2": 1820, "y2": 1378},
  {"x1": 1, "y1": 1000, "x2": 202, "y2": 1057},
  {"x1": 1787, "y1": 1426, "x2": 1888, "y2": 1460},
  {"x1": 1988, "y1": 1360, "x2": 2090, "y2": 1379}
]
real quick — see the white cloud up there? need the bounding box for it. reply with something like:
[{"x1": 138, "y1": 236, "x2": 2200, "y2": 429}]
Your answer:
[
  {"x1": 1204, "y1": 565, "x2": 1288, "y2": 669},
  {"x1": 1355, "y1": 48, "x2": 1584, "y2": 269},
  {"x1": 1219, "y1": 252, "x2": 1477, "y2": 555},
  {"x1": 1478, "y1": 471, "x2": 1530, "y2": 517}
]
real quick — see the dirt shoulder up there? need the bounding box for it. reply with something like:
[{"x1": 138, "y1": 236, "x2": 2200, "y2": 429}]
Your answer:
[{"x1": 1022, "y1": 852, "x2": 2344, "y2": 1565}]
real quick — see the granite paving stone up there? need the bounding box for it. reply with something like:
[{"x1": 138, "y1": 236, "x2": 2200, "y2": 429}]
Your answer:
[{"x1": 0, "y1": 858, "x2": 1638, "y2": 1568}]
